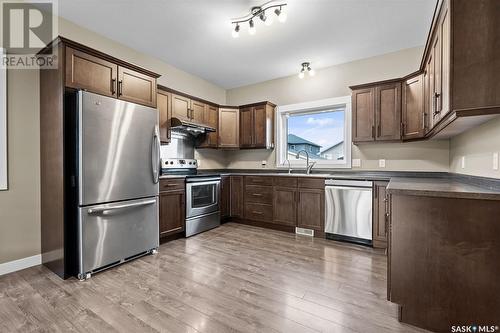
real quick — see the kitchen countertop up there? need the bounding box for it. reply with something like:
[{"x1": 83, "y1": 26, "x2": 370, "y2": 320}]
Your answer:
[
  {"x1": 386, "y1": 177, "x2": 500, "y2": 200},
  {"x1": 159, "y1": 169, "x2": 500, "y2": 200}
]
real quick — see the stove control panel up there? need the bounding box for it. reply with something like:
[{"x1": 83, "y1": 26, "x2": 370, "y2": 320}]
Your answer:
[{"x1": 161, "y1": 158, "x2": 198, "y2": 169}]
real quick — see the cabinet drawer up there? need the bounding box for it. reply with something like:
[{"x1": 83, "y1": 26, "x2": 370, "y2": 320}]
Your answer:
[
  {"x1": 245, "y1": 185, "x2": 273, "y2": 204},
  {"x1": 244, "y1": 203, "x2": 273, "y2": 222},
  {"x1": 245, "y1": 176, "x2": 272, "y2": 186},
  {"x1": 298, "y1": 178, "x2": 325, "y2": 189},
  {"x1": 273, "y1": 177, "x2": 298, "y2": 188},
  {"x1": 159, "y1": 178, "x2": 185, "y2": 192}
]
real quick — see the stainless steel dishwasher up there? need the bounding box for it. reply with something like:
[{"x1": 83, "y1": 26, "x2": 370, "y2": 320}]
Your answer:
[{"x1": 325, "y1": 179, "x2": 373, "y2": 246}]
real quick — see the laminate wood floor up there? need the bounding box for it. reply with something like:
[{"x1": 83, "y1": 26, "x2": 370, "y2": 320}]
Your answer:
[{"x1": 0, "y1": 223, "x2": 431, "y2": 333}]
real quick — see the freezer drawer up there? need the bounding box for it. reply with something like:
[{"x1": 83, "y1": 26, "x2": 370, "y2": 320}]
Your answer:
[{"x1": 78, "y1": 197, "x2": 159, "y2": 275}]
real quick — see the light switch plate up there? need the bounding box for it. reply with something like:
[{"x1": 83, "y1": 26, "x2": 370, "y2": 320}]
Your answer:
[
  {"x1": 379, "y1": 159, "x2": 386, "y2": 168},
  {"x1": 493, "y1": 153, "x2": 499, "y2": 170},
  {"x1": 461, "y1": 156, "x2": 466, "y2": 169},
  {"x1": 352, "y1": 159, "x2": 361, "y2": 167}
]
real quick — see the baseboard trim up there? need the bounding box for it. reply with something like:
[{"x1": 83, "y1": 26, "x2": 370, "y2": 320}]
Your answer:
[{"x1": 0, "y1": 254, "x2": 41, "y2": 276}]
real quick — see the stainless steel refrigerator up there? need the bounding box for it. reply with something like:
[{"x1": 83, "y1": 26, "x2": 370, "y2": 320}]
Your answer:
[{"x1": 66, "y1": 91, "x2": 160, "y2": 280}]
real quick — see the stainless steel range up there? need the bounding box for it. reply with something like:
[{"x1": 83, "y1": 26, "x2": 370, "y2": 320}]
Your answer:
[{"x1": 161, "y1": 158, "x2": 221, "y2": 237}]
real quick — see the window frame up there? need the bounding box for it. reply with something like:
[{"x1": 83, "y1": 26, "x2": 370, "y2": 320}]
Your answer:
[{"x1": 276, "y1": 95, "x2": 352, "y2": 169}]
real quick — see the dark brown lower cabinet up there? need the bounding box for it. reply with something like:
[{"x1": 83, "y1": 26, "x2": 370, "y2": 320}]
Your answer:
[
  {"x1": 373, "y1": 181, "x2": 389, "y2": 249},
  {"x1": 230, "y1": 176, "x2": 243, "y2": 217},
  {"x1": 297, "y1": 188, "x2": 324, "y2": 234},
  {"x1": 159, "y1": 190, "x2": 185, "y2": 237},
  {"x1": 220, "y1": 176, "x2": 230, "y2": 218},
  {"x1": 273, "y1": 187, "x2": 297, "y2": 226}
]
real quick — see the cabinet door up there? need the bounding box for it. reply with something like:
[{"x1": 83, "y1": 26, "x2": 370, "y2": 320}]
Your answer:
[
  {"x1": 431, "y1": 27, "x2": 442, "y2": 125},
  {"x1": 373, "y1": 182, "x2": 388, "y2": 249},
  {"x1": 171, "y1": 94, "x2": 191, "y2": 121},
  {"x1": 230, "y1": 176, "x2": 244, "y2": 217},
  {"x1": 157, "y1": 90, "x2": 171, "y2": 144},
  {"x1": 273, "y1": 187, "x2": 297, "y2": 226},
  {"x1": 220, "y1": 176, "x2": 230, "y2": 218},
  {"x1": 198, "y1": 105, "x2": 218, "y2": 148},
  {"x1": 118, "y1": 67, "x2": 156, "y2": 107},
  {"x1": 352, "y1": 88, "x2": 375, "y2": 142},
  {"x1": 375, "y1": 83, "x2": 401, "y2": 141},
  {"x1": 65, "y1": 47, "x2": 118, "y2": 97},
  {"x1": 159, "y1": 191, "x2": 185, "y2": 237},
  {"x1": 297, "y1": 189, "x2": 324, "y2": 232},
  {"x1": 218, "y1": 108, "x2": 239, "y2": 148},
  {"x1": 402, "y1": 75, "x2": 425, "y2": 140},
  {"x1": 191, "y1": 100, "x2": 205, "y2": 124},
  {"x1": 253, "y1": 105, "x2": 267, "y2": 148},
  {"x1": 239, "y1": 107, "x2": 254, "y2": 147},
  {"x1": 439, "y1": 2, "x2": 450, "y2": 117}
]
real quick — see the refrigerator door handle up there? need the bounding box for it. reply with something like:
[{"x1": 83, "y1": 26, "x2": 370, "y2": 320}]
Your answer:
[
  {"x1": 87, "y1": 198, "x2": 157, "y2": 215},
  {"x1": 151, "y1": 125, "x2": 160, "y2": 184}
]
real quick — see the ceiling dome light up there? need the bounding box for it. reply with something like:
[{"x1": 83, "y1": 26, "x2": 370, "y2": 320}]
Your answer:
[
  {"x1": 299, "y1": 62, "x2": 314, "y2": 78},
  {"x1": 249, "y1": 19, "x2": 256, "y2": 35},
  {"x1": 275, "y1": 6, "x2": 287, "y2": 23},
  {"x1": 232, "y1": 24, "x2": 240, "y2": 38}
]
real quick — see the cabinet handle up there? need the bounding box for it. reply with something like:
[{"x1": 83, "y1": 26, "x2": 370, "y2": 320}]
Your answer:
[
  {"x1": 118, "y1": 80, "x2": 123, "y2": 97},
  {"x1": 111, "y1": 79, "x2": 116, "y2": 95},
  {"x1": 433, "y1": 93, "x2": 441, "y2": 116},
  {"x1": 251, "y1": 193, "x2": 263, "y2": 197},
  {"x1": 372, "y1": 125, "x2": 375, "y2": 138},
  {"x1": 252, "y1": 211, "x2": 263, "y2": 215},
  {"x1": 377, "y1": 124, "x2": 381, "y2": 137},
  {"x1": 422, "y1": 112, "x2": 426, "y2": 130}
]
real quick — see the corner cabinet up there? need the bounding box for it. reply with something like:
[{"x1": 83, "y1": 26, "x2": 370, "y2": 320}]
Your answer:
[
  {"x1": 352, "y1": 82, "x2": 401, "y2": 143},
  {"x1": 197, "y1": 104, "x2": 219, "y2": 148},
  {"x1": 351, "y1": 0, "x2": 500, "y2": 141},
  {"x1": 218, "y1": 108, "x2": 240, "y2": 148},
  {"x1": 239, "y1": 102, "x2": 275, "y2": 149}
]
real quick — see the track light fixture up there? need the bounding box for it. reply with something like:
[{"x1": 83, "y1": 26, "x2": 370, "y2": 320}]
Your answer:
[
  {"x1": 298, "y1": 62, "x2": 315, "y2": 79},
  {"x1": 230, "y1": 1, "x2": 287, "y2": 37}
]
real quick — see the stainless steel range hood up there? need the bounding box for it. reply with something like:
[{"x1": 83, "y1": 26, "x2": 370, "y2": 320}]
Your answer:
[{"x1": 170, "y1": 117, "x2": 216, "y2": 136}]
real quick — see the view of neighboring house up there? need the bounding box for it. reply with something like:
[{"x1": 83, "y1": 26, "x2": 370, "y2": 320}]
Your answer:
[
  {"x1": 320, "y1": 141, "x2": 345, "y2": 160},
  {"x1": 287, "y1": 134, "x2": 321, "y2": 157}
]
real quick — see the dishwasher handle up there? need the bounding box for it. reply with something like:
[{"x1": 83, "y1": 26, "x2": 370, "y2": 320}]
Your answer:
[
  {"x1": 325, "y1": 179, "x2": 373, "y2": 188},
  {"x1": 327, "y1": 185, "x2": 373, "y2": 192}
]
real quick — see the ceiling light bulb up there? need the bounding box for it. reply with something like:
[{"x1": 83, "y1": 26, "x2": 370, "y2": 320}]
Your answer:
[
  {"x1": 232, "y1": 24, "x2": 240, "y2": 38},
  {"x1": 308, "y1": 68, "x2": 315, "y2": 76},
  {"x1": 249, "y1": 20, "x2": 256, "y2": 35},
  {"x1": 298, "y1": 71, "x2": 305, "y2": 79},
  {"x1": 278, "y1": 9, "x2": 287, "y2": 23}
]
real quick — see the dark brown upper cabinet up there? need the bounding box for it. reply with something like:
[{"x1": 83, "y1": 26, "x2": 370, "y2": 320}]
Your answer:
[
  {"x1": 65, "y1": 47, "x2": 118, "y2": 98},
  {"x1": 117, "y1": 67, "x2": 157, "y2": 107},
  {"x1": 171, "y1": 94, "x2": 191, "y2": 122},
  {"x1": 157, "y1": 89, "x2": 171, "y2": 144},
  {"x1": 190, "y1": 100, "x2": 206, "y2": 125},
  {"x1": 239, "y1": 102, "x2": 275, "y2": 149},
  {"x1": 63, "y1": 39, "x2": 159, "y2": 108},
  {"x1": 352, "y1": 82, "x2": 401, "y2": 143},
  {"x1": 402, "y1": 74, "x2": 425, "y2": 140},
  {"x1": 197, "y1": 104, "x2": 219, "y2": 148},
  {"x1": 218, "y1": 108, "x2": 240, "y2": 148}
]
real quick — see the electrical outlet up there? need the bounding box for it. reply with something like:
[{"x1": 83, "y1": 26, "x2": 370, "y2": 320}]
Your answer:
[
  {"x1": 461, "y1": 156, "x2": 466, "y2": 169},
  {"x1": 379, "y1": 159, "x2": 386, "y2": 168},
  {"x1": 352, "y1": 159, "x2": 361, "y2": 167},
  {"x1": 493, "y1": 152, "x2": 499, "y2": 170}
]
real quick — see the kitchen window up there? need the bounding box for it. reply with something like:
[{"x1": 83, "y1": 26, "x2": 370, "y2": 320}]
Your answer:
[{"x1": 276, "y1": 96, "x2": 352, "y2": 169}]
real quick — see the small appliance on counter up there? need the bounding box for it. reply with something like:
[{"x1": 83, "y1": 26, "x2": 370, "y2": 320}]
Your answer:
[
  {"x1": 161, "y1": 132, "x2": 221, "y2": 237},
  {"x1": 325, "y1": 179, "x2": 373, "y2": 246}
]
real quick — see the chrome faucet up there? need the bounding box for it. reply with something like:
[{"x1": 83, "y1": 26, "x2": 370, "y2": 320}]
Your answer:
[
  {"x1": 282, "y1": 159, "x2": 292, "y2": 174},
  {"x1": 295, "y1": 150, "x2": 316, "y2": 175}
]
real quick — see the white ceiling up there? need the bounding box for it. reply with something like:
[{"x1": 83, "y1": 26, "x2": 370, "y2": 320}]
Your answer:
[{"x1": 58, "y1": 0, "x2": 436, "y2": 89}]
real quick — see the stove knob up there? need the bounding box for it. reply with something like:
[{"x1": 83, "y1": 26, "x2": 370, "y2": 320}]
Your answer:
[
  {"x1": 193, "y1": 161, "x2": 197, "y2": 165},
  {"x1": 179, "y1": 160, "x2": 186, "y2": 164},
  {"x1": 169, "y1": 161, "x2": 173, "y2": 165},
  {"x1": 188, "y1": 162, "x2": 192, "y2": 165}
]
